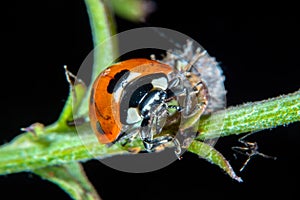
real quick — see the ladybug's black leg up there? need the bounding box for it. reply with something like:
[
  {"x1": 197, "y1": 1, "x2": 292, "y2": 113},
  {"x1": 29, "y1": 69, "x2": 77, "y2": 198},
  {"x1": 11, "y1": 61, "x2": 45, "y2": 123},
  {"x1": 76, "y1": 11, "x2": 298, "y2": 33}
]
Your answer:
[
  {"x1": 143, "y1": 135, "x2": 181, "y2": 159},
  {"x1": 140, "y1": 116, "x2": 154, "y2": 151},
  {"x1": 140, "y1": 110, "x2": 181, "y2": 159},
  {"x1": 153, "y1": 102, "x2": 173, "y2": 134},
  {"x1": 113, "y1": 124, "x2": 140, "y2": 146},
  {"x1": 155, "y1": 112, "x2": 166, "y2": 135}
]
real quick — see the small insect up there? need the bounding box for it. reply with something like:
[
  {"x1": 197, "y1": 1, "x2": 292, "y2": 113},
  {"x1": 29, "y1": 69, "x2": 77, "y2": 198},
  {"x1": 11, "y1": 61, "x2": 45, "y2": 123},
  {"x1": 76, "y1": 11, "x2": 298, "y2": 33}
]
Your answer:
[
  {"x1": 232, "y1": 133, "x2": 277, "y2": 171},
  {"x1": 89, "y1": 55, "x2": 209, "y2": 157}
]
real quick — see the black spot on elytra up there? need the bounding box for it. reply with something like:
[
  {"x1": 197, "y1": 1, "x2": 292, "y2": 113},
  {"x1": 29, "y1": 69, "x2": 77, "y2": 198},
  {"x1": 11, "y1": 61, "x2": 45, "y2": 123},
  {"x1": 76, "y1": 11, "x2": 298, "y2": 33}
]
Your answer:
[
  {"x1": 107, "y1": 69, "x2": 129, "y2": 94},
  {"x1": 129, "y1": 83, "x2": 153, "y2": 107},
  {"x1": 96, "y1": 121, "x2": 105, "y2": 135}
]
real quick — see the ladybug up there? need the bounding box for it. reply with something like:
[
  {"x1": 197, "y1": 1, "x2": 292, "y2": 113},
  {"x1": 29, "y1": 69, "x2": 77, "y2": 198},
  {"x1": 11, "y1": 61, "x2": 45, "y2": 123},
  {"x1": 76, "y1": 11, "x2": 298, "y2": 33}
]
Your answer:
[{"x1": 89, "y1": 58, "x2": 208, "y2": 157}]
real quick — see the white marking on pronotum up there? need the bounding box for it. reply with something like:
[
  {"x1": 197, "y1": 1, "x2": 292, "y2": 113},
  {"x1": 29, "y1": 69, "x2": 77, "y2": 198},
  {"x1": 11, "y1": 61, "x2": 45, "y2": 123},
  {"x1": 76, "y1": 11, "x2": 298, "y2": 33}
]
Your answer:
[
  {"x1": 114, "y1": 72, "x2": 141, "y2": 101},
  {"x1": 127, "y1": 108, "x2": 142, "y2": 124},
  {"x1": 151, "y1": 77, "x2": 168, "y2": 90},
  {"x1": 142, "y1": 92, "x2": 162, "y2": 113}
]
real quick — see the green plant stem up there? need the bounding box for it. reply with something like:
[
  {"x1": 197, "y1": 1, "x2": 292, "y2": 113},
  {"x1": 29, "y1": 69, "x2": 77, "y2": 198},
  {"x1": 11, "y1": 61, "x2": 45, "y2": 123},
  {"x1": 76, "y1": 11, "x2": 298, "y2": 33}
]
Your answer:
[
  {"x1": 0, "y1": 128, "x2": 129, "y2": 175},
  {"x1": 78, "y1": 0, "x2": 118, "y2": 117},
  {"x1": 110, "y1": 0, "x2": 154, "y2": 22},
  {"x1": 197, "y1": 89, "x2": 300, "y2": 140},
  {"x1": 188, "y1": 141, "x2": 242, "y2": 182},
  {"x1": 0, "y1": 90, "x2": 299, "y2": 175},
  {"x1": 34, "y1": 162, "x2": 101, "y2": 200}
]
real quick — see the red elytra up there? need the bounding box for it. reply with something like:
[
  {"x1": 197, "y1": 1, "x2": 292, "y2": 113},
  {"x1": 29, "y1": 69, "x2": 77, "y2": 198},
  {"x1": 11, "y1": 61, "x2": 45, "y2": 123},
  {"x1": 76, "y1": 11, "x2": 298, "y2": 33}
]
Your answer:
[{"x1": 89, "y1": 58, "x2": 173, "y2": 144}]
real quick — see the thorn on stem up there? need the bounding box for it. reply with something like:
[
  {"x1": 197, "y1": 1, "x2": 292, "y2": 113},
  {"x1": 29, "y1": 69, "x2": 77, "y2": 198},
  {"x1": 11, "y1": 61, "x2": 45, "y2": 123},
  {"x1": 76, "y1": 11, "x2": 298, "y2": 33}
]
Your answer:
[{"x1": 21, "y1": 123, "x2": 45, "y2": 137}]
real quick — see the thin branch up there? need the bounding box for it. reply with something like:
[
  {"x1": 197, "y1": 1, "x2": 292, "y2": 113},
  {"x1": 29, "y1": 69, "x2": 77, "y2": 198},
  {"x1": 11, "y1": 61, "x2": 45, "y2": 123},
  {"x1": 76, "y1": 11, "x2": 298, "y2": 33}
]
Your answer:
[
  {"x1": 0, "y1": 90, "x2": 299, "y2": 175},
  {"x1": 197, "y1": 89, "x2": 300, "y2": 140}
]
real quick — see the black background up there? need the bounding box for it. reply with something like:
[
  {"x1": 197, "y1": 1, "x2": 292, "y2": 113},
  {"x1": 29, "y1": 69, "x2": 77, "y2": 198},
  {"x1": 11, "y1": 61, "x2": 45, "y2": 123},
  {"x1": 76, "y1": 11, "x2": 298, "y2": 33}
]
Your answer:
[{"x1": 1, "y1": 1, "x2": 299, "y2": 199}]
